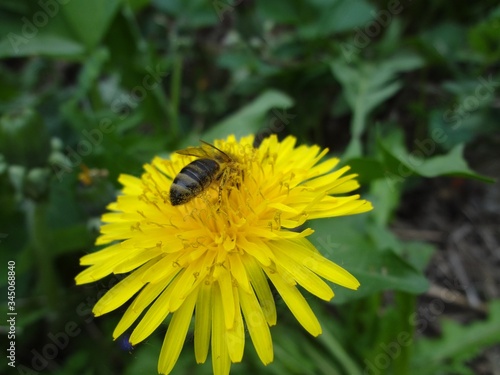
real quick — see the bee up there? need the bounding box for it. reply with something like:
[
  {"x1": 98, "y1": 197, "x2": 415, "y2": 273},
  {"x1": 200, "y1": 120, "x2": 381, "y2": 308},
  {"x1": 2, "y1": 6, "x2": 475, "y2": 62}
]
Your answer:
[{"x1": 169, "y1": 141, "x2": 239, "y2": 206}]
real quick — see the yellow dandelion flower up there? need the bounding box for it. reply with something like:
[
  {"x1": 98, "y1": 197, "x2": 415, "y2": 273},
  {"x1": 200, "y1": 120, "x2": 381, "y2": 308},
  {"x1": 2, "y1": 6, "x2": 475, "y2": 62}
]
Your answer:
[{"x1": 75, "y1": 134, "x2": 372, "y2": 375}]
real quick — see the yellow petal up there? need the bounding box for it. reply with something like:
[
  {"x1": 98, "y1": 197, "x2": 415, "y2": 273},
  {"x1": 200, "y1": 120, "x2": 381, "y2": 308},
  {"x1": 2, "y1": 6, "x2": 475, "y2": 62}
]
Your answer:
[
  {"x1": 218, "y1": 269, "x2": 235, "y2": 330},
  {"x1": 158, "y1": 288, "x2": 198, "y2": 374},
  {"x1": 113, "y1": 245, "x2": 163, "y2": 274},
  {"x1": 238, "y1": 285, "x2": 273, "y2": 365},
  {"x1": 141, "y1": 253, "x2": 184, "y2": 284},
  {"x1": 270, "y1": 242, "x2": 334, "y2": 301},
  {"x1": 267, "y1": 202, "x2": 300, "y2": 214},
  {"x1": 92, "y1": 259, "x2": 157, "y2": 316},
  {"x1": 277, "y1": 238, "x2": 360, "y2": 290},
  {"x1": 308, "y1": 196, "x2": 373, "y2": 219},
  {"x1": 194, "y1": 282, "x2": 212, "y2": 364},
  {"x1": 305, "y1": 165, "x2": 351, "y2": 190},
  {"x1": 307, "y1": 252, "x2": 360, "y2": 290},
  {"x1": 169, "y1": 251, "x2": 216, "y2": 312},
  {"x1": 243, "y1": 255, "x2": 277, "y2": 325},
  {"x1": 212, "y1": 284, "x2": 231, "y2": 375},
  {"x1": 129, "y1": 272, "x2": 184, "y2": 345},
  {"x1": 228, "y1": 253, "x2": 251, "y2": 293},
  {"x1": 113, "y1": 272, "x2": 175, "y2": 339},
  {"x1": 307, "y1": 157, "x2": 340, "y2": 178},
  {"x1": 226, "y1": 285, "x2": 244, "y2": 362},
  {"x1": 118, "y1": 174, "x2": 144, "y2": 195},
  {"x1": 265, "y1": 268, "x2": 322, "y2": 337},
  {"x1": 75, "y1": 261, "x2": 114, "y2": 285},
  {"x1": 79, "y1": 243, "x2": 123, "y2": 266},
  {"x1": 239, "y1": 237, "x2": 274, "y2": 266}
]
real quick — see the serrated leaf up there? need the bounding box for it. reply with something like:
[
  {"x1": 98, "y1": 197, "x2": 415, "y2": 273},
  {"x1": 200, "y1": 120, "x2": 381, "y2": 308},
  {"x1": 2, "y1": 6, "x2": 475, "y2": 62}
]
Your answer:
[
  {"x1": 412, "y1": 300, "x2": 500, "y2": 375},
  {"x1": 182, "y1": 90, "x2": 294, "y2": 146},
  {"x1": 378, "y1": 128, "x2": 494, "y2": 183},
  {"x1": 331, "y1": 54, "x2": 423, "y2": 144}
]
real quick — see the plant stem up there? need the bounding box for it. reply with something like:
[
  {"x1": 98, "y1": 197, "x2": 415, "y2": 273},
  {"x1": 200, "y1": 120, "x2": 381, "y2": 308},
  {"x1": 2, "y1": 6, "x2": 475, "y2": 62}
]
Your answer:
[
  {"x1": 319, "y1": 326, "x2": 363, "y2": 375},
  {"x1": 392, "y1": 292, "x2": 416, "y2": 375},
  {"x1": 25, "y1": 200, "x2": 60, "y2": 318}
]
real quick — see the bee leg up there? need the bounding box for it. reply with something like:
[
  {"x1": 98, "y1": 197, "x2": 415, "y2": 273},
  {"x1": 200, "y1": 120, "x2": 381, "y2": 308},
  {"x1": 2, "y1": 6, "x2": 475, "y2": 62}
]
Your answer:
[
  {"x1": 236, "y1": 169, "x2": 244, "y2": 189},
  {"x1": 216, "y1": 187, "x2": 223, "y2": 212},
  {"x1": 215, "y1": 169, "x2": 231, "y2": 212}
]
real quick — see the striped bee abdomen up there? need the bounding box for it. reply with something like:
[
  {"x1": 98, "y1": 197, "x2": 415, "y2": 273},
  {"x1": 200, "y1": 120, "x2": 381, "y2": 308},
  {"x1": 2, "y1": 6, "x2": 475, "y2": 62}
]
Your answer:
[{"x1": 170, "y1": 158, "x2": 220, "y2": 206}]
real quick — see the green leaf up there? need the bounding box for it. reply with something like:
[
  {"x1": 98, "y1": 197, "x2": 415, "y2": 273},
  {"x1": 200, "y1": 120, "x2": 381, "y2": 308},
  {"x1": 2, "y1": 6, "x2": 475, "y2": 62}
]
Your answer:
[
  {"x1": 0, "y1": 33, "x2": 85, "y2": 58},
  {"x1": 321, "y1": 0, "x2": 375, "y2": 34},
  {"x1": 272, "y1": 325, "x2": 319, "y2": 374},
  {"x1": 378, "y1": 128, "x2": 494, "y2": 183},
  {"x1": 469, "y1": 12, "x2": 500, "y2": 62},
  {"x1": 415, "y1": 145, "x2": 489, "y2": 178},
  {"x1": 345, "y1": 157, "x2": 386, "y2": 184},
  {"x1": 348, "y1": 249, "x2": 429, "y2": 300},
  {"x1": 331, "y1": 57, "x2": 422, "y2": 133},
  {"x1": 62, "y1": 0, "x2": 121, "y2": 49},
  {"x1": 430, "y1": 104, "x2": 498, "y2": 151},
  {"x1": 182, "y1": 90, "x2": 294, "y2": 145},
  {"x1": 74, "y1": 47, "x2": 110, "y2": 100},
  {"x1": 257, "y1": 0, "x2": 375, "y2": 38},
  {"x1": 0, "y1": 2, "x2": 87, "y2": 58},
  {"x1": 331, "y1": 54, "x2": 423, "y2": 156},
  {"x1": 256, "y1": 0, "x2": 307, "y2": 24},
  {"x1": 403, "y1": 241, "x2": 435, "y2": 272},
  {"x1": 412, "y1": 300, "x2": 500, "y2": 375},
  {"x1": 153, "y1": 0, "x2": 218, "y2": 28},
  {"x1": 369, "y1": 178, "x2": 401, "y2": 227},
  {"x1": 417, "y1": 22, "x2": 470, "y2": 63},
  {"x1": 310, "y1": 216, "x2": 429, "y2": 304},
  {"x1": 124, "y1": 0, "x2": 151, "y2": 11}
]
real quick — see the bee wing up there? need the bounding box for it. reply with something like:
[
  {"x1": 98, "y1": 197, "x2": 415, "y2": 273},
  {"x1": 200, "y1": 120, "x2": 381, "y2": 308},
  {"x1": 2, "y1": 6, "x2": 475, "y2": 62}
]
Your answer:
[
  {"x1": 175, "y1": 146, "x2": 211, "y2": 158},
  {"x1": 175, "y1": 141, "x2": 230, "y2": 161},
  {"x1": 200, "y1": 141, "x2": 231, "y2": 161}
]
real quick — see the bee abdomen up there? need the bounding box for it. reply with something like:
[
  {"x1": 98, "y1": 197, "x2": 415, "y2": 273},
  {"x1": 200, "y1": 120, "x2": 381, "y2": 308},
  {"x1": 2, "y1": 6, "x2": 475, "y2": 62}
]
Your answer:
[{"x1": 170, "y1": 159, "x2": 220, "y2": 205}]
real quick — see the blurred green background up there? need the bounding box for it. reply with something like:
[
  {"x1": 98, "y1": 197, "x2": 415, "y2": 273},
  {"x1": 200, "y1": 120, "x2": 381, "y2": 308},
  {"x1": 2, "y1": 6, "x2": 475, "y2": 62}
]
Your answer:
[{"x1": 1, "y1": 0, "x2": 500, "y2": 374}]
